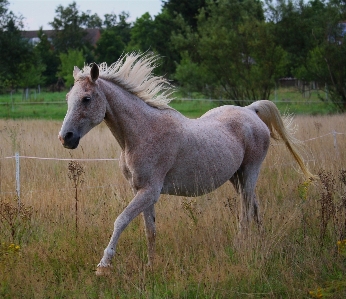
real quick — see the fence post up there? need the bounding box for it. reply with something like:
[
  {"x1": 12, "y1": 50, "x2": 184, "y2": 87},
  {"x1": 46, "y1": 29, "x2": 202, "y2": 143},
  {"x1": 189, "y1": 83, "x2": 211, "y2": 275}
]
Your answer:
[
  {"x1": 11, "y1": 90, "x2": 14, "y2": 112},
  {"x1": 15, "y1": 152, "x2": 20, "y2": 208}
]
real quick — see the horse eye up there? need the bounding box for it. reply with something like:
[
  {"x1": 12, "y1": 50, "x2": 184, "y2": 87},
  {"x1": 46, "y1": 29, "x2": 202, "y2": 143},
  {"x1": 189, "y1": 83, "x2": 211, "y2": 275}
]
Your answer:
[{"x1": 82, "y1": 96, "x2": 91, "y2": 103}]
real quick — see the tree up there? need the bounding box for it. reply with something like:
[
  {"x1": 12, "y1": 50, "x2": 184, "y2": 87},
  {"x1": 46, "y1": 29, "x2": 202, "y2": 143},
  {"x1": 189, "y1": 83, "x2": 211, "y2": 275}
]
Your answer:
[
  {"x1": 19, "y1": 59, "x2": 46, "y2": 89},
  {"x1": 294, "y1": 1, "x2": 346, "y2": 111},
  {"x1": 49, "y1": 1, "x2": 93, "y2": 53},
  {"x1": 265, "y1": 0, "x2": 327, "y2": 77},
  {"x1": 58, "y1": 49, "x2": 85, "y2": 87},
  {"x1": 126, "y1": 12, "x2": 155, "y2": 52},
  {"x1": 0, "y1": 0, "x2": 9, "y2": 26},
  {"x1": 95, "y1": 12, "x2": 131, "y2": 63},
  {"x1": 33, "y1": 28, "x2": 60, "y2": 85},
  {"x1": 0, "y1": 1, "x2": 33, "y2": 89},
  {"x1": 95, "y1": 30, "x2": 125, "y2": 64},
  {"x1": 268, "y1": 0, "x2": 346, "y2": 111},
  {"x1": 127, "y1": 8, "x2": 181, "y2": 77},
  {"x1": 173, "y1": 0, "x2": 287, "y2": 105},
  {"x1": 162, "y1": 0, "x2": 207, "y2": 29},
  {"x1": 80, "y1": 11, "x2": 103, "y2": 28}
]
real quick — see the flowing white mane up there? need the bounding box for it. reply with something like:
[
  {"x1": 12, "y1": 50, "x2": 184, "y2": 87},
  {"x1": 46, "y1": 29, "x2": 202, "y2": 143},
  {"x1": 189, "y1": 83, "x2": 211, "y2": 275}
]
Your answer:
[{"x1": 74, "y1": 52, "x2": 174, "y2": 109}]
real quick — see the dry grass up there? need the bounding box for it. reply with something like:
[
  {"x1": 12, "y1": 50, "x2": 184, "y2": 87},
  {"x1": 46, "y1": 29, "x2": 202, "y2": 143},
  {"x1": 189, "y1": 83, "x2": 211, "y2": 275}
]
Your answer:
[{"x1": 0, "y1": 115, "x2": 346, "y2": 298}]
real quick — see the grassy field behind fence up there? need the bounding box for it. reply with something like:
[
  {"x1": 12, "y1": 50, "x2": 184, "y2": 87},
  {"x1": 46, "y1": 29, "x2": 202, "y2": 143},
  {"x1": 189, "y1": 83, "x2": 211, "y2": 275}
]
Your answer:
[
  {"x1": 0, "y1": 87, "x2": 340, "y2": 119},
  {"x1": 0, "y1": 114, "x2": 346, "y2": 298}
]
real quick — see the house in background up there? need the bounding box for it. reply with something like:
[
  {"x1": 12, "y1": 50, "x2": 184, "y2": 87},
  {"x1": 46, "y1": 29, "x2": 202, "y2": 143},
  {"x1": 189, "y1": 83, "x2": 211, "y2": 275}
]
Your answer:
[{"x1": 21, "y1": 28, "x2": 101, "y2": 47}]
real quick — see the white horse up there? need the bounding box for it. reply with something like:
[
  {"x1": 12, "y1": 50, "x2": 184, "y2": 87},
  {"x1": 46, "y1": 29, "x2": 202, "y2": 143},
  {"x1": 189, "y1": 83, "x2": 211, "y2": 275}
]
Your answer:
[{"x1": 58, "y1": 52, "x2": 314, "y2": 275}]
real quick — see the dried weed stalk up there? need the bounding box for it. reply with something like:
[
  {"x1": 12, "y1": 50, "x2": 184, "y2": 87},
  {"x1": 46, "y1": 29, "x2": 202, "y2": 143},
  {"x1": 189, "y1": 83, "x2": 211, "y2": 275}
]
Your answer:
[
  {"x1": 318, "y1": 169, "x2": 346, "y2": 245},
  {"x1": 0, "y1": 196, "x2": 32, "y2": 242},
  {"x1": 182, "y1": 198, "x2": 199, "y2": 226},
  {"x1": 68, "y1": 161, "x2": 84, "y2": 233}
]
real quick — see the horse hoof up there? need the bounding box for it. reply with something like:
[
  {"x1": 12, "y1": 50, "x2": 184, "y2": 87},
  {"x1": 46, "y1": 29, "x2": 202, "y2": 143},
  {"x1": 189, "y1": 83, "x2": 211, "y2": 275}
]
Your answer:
[{"x1": 95, "y1": 265, "x2": 113, "y2": 276}]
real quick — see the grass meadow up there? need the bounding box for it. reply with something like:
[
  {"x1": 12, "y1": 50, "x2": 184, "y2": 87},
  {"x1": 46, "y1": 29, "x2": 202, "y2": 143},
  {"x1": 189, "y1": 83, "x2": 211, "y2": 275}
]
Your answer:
[
  {"x1": 0, "y1": 87, "x2": 341, "y2": 119},
  {"x1": 0, "y1": 114, "x2": 346, "y2": 298}
]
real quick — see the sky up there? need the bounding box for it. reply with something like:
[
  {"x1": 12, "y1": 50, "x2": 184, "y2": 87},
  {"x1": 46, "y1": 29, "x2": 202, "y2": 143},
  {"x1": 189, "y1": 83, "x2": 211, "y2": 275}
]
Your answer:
[{"x1": 8, "y1": 0, "x2": 163, "y2": 30}]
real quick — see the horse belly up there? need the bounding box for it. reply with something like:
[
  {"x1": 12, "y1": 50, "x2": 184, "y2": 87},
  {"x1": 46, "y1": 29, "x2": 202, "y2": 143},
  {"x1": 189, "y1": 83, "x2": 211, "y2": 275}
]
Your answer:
[{"x1": 161, "y1": 143, "x2": 243, "y2": 197}]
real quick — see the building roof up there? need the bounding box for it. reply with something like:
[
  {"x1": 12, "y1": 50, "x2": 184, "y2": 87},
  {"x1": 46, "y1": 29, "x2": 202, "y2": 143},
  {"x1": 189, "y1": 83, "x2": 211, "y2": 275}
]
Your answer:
[{"x1": 21, "y1": 28, "x2": 101, "y2": 46}]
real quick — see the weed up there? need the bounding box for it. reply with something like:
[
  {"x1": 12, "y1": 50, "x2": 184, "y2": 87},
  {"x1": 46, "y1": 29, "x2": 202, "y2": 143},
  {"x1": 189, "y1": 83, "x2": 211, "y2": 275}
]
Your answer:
[
  {"x1": 0, "y1": 196, "x2": 32, "y2": 242},
  {"x1": 67, "y1": 161, "x2": 85, "y2": 233},
  {"x1": 0, "y1": 242, "x2": 21, "y2": 258},
  {"x1": 318, "y1": 170, "x2": 337, "y2": 245},
  {"x1": 337, "y1": 239, "x2": 346, "y2": 256},
  {"x1": 298, "y1": 179, "x2": 313, "y2": 200},
  {"x1": 181, "y1": 198, "x2": 199, "y2": 226},
  {"x1": 318, "y1": 169, "x2": 346, "y2": 243}
]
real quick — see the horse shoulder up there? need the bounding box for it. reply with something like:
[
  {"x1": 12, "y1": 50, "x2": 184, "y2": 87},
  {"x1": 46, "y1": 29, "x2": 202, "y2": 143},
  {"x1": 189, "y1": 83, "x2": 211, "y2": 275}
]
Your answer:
[{"x1": 121, "y1": 111, "x2": 183, "y2": 189}]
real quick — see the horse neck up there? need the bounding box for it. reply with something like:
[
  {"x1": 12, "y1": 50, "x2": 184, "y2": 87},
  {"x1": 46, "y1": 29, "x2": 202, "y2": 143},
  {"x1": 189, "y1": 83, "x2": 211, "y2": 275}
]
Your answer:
[{"x1": 100, "y1": 79, "x2": 158, "y2": 150}]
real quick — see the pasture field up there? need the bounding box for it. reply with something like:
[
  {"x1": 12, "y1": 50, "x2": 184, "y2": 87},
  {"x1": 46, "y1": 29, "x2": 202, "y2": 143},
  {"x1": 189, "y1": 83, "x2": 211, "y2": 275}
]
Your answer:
[
  {"x1": 0, "y1": 115, "x2": 346, "y2": 298},
  {"x1": 0, "y1": 88, "x2": 340, "y2": 119}
]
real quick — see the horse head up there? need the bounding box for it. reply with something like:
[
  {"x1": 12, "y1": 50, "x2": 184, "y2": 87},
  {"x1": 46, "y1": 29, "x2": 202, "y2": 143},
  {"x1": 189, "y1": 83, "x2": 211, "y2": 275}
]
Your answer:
[{"x1": 58, "y1": 63, "x2": 106, "y2": 149}]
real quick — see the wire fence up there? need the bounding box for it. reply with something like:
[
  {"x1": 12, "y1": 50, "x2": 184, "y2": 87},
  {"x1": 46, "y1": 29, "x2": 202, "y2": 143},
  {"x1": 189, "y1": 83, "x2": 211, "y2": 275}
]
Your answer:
[{"x1": 0, "y1": 130, "x2": 345, "y2": 200}]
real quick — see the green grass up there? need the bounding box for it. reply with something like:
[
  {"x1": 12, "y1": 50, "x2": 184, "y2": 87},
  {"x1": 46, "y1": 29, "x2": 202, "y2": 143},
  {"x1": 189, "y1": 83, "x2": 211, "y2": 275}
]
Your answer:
[
  {"x1": 0, "y1": 88, "x2": 340, "y2": 120},
  {"x1": 0, "y1": 91, "x2": 67, "y2": 120}
]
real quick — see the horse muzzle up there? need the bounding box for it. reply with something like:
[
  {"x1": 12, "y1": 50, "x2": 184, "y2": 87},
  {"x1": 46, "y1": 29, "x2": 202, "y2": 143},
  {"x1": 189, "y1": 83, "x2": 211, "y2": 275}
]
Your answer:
[{"x1": 58, "y1": 131, "x2": 80, "y2": 149}]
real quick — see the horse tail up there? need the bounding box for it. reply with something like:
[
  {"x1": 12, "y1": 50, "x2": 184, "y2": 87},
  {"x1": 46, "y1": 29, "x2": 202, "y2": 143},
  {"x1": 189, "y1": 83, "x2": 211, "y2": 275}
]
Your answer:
[{"x1": 247, "y1": 100, "x2": 316, "y2": 180}]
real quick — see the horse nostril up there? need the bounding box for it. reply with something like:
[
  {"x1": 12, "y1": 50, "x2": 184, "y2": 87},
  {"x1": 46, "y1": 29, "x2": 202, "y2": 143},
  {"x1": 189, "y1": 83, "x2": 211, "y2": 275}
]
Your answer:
[{"x1": 65, "y1": 132, "x2": 74, "y2": 141}]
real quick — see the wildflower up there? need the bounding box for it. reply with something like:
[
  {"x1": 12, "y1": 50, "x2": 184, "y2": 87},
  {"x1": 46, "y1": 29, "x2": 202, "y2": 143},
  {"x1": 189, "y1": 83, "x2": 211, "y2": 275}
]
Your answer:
[
  {"x1": 298, "y1": 179, "x2": 312, "y2": 200},
  {"x1": 337, "y1": 239, "x2": 346, "y2": 256},
  {"x1": 308, "y1": 288, "x2": 323, "y2": 298},
  {"x1": 7, "y1": 243, "x2": 20, "y2": 252}
]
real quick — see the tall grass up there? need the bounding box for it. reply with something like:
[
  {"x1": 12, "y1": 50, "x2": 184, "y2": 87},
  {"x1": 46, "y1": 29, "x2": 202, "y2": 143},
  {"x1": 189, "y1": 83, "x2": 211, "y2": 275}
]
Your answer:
[{"x1": 0, "y1": 115, "x2": 345, "y2": 298}]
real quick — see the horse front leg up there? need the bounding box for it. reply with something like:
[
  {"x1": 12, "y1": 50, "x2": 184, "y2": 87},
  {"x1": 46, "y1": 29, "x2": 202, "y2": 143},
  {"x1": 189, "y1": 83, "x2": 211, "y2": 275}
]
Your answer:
[
  {"x1": 142, "y1": 204, "x2": 156, "y2": 267},
  {"x1": 96, "y1": 187, "x2": 160, "y2": 276}
]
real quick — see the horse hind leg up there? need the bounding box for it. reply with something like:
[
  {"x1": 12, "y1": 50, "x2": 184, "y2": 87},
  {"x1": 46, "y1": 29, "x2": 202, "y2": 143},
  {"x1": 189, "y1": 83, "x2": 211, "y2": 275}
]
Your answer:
[{"x1": 230, "y1": 167, "x2": 262, "y2": 233}]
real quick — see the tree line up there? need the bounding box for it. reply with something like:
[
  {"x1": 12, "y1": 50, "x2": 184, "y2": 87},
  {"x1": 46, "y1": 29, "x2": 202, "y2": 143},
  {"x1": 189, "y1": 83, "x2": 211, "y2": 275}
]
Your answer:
[{"x1": 1, "y1": 0, "x2": 346, "y2": 110}]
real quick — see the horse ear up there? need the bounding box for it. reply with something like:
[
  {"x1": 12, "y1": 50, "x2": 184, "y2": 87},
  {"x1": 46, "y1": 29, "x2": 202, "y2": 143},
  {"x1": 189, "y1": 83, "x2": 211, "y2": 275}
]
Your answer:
[
  {"x1": 73, "y1": 66, "x2": 80, "y2": 79},
  {"x1": 90, "y1": 63, "x2": 99, "y2": 82}
]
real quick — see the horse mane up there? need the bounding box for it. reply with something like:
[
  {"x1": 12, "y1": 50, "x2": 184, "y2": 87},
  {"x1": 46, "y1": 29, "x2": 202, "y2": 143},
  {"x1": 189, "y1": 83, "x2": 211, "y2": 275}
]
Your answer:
[{"x1": 74, "y1": 52, "x2": 174, "y2": 109}]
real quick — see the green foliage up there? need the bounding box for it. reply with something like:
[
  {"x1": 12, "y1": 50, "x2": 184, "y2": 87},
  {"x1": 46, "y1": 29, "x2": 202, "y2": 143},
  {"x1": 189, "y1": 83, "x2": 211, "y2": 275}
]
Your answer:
[
  {"x1": 19, "y1": 61, "x2": 46, "y2": 88},
  {"x1": 173, "y1": 0, "x2": 287, "y2": 105},
  {"x1": 174, "y1": 51, "x2": 212, "y2": 95},
  {"x1": 34, "y1": 28, "x2": 60, "y2": 86},
  {"x1": 95, "y1": 12, "x2": 131, "y2": 64},
  {"x1": 58, "y1": 49, "x2": 85, "y2": 87},
  {"x1": 296, "y1": 40, "x2": 346, "y2": 112},
  {"x1": 49, "y1": 1, "x2": 89, "y2": 53},
  {"x1": 0, "y1": 5, "x2": 33, "y2": 90},
  {"x1": 163, "y1": 0, "x2": 207, "y2": 29},
  {"x1": 1, "y1": 0, "x2": 346, "y2": 113},
  {"x1": 127, "y1": 8, "x2": 181, "y2": 77},
  {"x1": 126, "y1": 12, "x2": 155, "y2": 52},
  {"x1": 267, "y1": 0, "x2": 346, "y2": 111},
  {"x1": 95, "y1": 30, "x2": 125, "y2": 64}
]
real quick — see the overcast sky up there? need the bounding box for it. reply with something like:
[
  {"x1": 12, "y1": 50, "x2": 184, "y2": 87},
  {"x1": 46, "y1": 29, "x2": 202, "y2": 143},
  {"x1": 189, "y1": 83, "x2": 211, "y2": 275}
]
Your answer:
[{"x1": 9, "y1": 0, "x2": 163, "y2": 30}]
